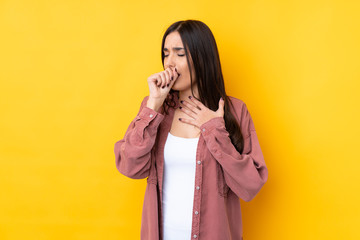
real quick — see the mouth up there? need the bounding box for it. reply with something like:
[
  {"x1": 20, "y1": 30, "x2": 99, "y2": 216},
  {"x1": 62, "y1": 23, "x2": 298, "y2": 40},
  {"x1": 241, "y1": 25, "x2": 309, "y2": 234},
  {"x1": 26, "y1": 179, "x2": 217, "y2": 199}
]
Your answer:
[{"x1": 174, "y1": 68, "x2": 181, "y2": 76}]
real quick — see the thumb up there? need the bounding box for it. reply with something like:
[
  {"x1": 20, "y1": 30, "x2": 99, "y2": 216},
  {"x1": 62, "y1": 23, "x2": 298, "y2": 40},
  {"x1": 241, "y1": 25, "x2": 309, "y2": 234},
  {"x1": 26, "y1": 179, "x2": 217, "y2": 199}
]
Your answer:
[{"x1": 217, "y1": 97, "x2": 225, "y2": 115}]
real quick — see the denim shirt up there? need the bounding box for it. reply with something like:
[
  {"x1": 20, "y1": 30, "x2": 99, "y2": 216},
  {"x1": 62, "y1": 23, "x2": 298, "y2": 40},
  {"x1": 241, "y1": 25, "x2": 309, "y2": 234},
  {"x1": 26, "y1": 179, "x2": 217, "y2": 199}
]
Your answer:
[{"x1": 114, "y1": 91, "x2": 268, "y2": 240}]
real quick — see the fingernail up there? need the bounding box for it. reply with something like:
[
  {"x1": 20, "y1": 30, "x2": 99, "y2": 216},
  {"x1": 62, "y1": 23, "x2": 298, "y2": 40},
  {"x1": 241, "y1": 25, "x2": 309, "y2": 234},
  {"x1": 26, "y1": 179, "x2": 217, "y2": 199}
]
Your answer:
[
  {"x1": 171, "y1": 76, "x2": 173, "y2": 80},
  {"x1": 178, "y1": 118, "x2": 182, "y2": 121},
  {"x1": 179, "y1": 106, "x2": 182, "y2": 109},
  {"x1": 180, "y1": 100, "x2": 183, "y2": 104},
  {"x1": 221, "y1": 97, "x2": 223, "y2": 100},
  {"x1": 167, "y1": 84, "x2": 169, "y2": 87},
  {"x1": 162, "y1": 86, "x2": 165, "y2": 89},
  {"x1": 188, "y1": 96, "x2": 192, "y2": 99}
]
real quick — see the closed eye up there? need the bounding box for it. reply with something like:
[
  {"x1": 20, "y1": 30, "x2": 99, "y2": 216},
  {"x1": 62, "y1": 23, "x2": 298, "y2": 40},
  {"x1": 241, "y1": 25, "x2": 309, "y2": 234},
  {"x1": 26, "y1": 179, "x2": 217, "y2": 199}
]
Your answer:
[{"x1": 164, "y1": 54, "x2": 185, "y2": 57}]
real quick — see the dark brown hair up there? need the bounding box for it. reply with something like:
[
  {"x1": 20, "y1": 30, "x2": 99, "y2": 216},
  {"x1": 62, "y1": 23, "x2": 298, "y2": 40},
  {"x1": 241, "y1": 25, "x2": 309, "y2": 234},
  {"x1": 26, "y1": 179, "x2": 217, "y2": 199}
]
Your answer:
[{"x1": 160, "y1": 19, "x2": 244, "y2": 154}]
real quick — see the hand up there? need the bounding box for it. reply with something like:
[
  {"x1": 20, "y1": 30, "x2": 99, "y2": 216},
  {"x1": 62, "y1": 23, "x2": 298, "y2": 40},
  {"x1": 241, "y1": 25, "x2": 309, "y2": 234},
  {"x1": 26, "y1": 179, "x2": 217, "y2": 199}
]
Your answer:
[
  {"x1": 146, "y1": 67, "x2": 179, "y2": 111},
  {"x1": 179, "y1": 96, "x2": 225, "y2": 128}
]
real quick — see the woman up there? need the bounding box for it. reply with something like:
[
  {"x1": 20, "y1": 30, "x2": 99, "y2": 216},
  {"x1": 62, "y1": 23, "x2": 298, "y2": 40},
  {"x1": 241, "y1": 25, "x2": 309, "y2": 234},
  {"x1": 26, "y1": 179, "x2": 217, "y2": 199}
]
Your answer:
[{"x1": 114, "y1": 19, "x2": 268, "y2": 240}]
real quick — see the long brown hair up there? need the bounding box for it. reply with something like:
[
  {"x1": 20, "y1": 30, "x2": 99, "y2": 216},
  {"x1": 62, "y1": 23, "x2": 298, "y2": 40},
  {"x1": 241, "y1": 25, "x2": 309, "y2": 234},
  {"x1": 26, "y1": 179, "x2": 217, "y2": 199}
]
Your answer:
[{"x1": 160, "y1": 20, "x2": 244, "y2": 154}]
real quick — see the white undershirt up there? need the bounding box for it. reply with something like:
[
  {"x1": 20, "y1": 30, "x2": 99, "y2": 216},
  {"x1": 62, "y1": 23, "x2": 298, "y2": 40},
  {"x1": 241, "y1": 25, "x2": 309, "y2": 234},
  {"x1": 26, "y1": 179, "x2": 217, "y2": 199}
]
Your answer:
[{"x1": 162, "y1": 132, "x2": 199, "y2": 240}]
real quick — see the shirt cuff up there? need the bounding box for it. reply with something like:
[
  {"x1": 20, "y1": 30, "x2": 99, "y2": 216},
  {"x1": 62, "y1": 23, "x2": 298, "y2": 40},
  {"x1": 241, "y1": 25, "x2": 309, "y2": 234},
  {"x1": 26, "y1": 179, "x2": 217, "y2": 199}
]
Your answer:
[
  {"x1": 199, "y1": 117, "x2": 226, "y2": 136},
  {"x1": 138, "y1": 106, "x2": 165, "y2": 124}
]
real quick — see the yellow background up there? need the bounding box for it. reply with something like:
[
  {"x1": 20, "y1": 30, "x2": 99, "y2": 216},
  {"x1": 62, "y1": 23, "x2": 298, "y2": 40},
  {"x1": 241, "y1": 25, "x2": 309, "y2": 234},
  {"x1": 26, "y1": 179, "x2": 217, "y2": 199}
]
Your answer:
[{"x1": 1, "y1": 0, "x2": 359, "y2": 239}]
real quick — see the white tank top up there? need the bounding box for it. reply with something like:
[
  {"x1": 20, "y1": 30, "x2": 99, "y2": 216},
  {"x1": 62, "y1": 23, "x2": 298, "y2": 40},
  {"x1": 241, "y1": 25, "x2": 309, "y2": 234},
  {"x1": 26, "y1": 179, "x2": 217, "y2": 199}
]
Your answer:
[{"x1": 162, "y1": 131, "x2": 199, "y2": 240}]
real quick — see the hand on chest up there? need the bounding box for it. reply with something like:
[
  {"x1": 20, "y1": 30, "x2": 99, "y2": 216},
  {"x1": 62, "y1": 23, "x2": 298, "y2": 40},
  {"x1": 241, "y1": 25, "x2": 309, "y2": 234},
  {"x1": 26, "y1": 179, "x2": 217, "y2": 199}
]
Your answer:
[{"x1": 170, "y1": 109, "x2": 201, "y2": 138}]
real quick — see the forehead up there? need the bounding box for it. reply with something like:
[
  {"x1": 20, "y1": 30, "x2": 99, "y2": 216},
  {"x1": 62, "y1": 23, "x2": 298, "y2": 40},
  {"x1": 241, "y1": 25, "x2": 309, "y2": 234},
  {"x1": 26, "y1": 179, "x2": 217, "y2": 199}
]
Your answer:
[{"x1": 164, "y1": 31, "x2": 184, "y2": 49}]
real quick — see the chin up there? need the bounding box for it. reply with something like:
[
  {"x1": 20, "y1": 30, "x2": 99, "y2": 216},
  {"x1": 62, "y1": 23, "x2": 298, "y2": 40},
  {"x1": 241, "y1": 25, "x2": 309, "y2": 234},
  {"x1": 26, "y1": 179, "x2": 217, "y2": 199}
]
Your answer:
[
  {"x1": 171, "y1": 79, "x2": 192, "y2": 91},
  {"x1": 171, "y1": 81, "x2": 182, "y2": 91},
  {"x1": 171, "y1": 86, "x2": 181, "y2": 91},
  {"x1": 171, "y1": 84, "x2": 188, "y2": 92}
]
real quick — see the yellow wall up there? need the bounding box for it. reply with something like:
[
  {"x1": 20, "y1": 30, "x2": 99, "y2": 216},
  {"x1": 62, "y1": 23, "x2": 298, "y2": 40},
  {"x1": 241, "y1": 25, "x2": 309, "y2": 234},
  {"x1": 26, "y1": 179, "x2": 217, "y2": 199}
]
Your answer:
[{"x1": 1, "y1": 0, "x2": 359, "y2": 239}]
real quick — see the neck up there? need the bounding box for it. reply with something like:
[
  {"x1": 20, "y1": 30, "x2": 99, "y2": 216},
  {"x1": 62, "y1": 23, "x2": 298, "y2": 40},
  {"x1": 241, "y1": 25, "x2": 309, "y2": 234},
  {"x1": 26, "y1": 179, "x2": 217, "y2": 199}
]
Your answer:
[{"x1": 178, "y1": 84, "x2": 200, "y2": 101}]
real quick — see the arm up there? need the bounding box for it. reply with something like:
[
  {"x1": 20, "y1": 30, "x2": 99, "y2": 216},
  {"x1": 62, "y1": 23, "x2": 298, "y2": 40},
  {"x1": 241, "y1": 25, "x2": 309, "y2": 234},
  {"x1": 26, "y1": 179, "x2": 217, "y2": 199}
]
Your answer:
[
  {"x1": 199, "y1": 102, "x2": 268, "y2": 201},
  {"x1": 114, "y1": 96, "x2": 165, "y2": 179}
]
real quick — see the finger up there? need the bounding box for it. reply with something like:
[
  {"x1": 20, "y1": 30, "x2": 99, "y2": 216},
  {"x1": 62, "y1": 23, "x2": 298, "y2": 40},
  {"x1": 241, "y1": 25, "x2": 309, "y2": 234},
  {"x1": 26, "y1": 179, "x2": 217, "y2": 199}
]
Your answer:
[
  {"x1": 166, "y1": 67, "x2": 174, "y2": 81},
  {"x1": 217, "y1": 97, "x2": 225, "y2": 115},
  {"x1": 188, "y1": 95, "x2": 205, "y2": 110},
  {"x1": 220, "y1": 97, "x2": 225, "y2": 106},
  {"x1": 179, "y1": 105, "x2": 197, "y2": 119},
  {"x1": 168, "y1": 74, "x2": 177, "y2": 88},
  {"x1": 181, "y1": 99, "x2": 200, "y2": 114},
  {"x1": 152, "y1": 75, "x2": 161, "y2": 87},
  {"x1": 164, "y1": 69, "x2": 172, "y2": 87},
  {"x1": 163, "y1": 70, "x2": 170, "y2": 87},
  {"x1": 183, "y1": 97, "x2": 201, "y2": 112},
  {"x1": 173, "y1": 67, "x2": 179, "y2": 80},
  {"x1": 178, "y1": 117, "x2": 199, "y2": 128},
  {"x1": 159, "y1": 72, "x2": 167, "y2": 88}
]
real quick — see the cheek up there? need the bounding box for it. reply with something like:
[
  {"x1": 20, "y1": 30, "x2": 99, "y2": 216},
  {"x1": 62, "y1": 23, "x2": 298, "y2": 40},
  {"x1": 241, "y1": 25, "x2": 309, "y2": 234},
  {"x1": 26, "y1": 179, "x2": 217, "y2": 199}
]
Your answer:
[
  {"x1": 179, "y1": 67, "x2": 191, "y2": 81},
  {"x1": 179, "y1": 59, "x2": 190, "y2": 74}
]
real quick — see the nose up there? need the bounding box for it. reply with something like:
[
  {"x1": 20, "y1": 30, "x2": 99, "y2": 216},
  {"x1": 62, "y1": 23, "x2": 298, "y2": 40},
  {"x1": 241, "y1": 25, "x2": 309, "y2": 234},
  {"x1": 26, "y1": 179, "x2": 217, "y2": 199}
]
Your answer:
[{"x1": 164, "y1": 53, "x2": 176, "y2": 70}]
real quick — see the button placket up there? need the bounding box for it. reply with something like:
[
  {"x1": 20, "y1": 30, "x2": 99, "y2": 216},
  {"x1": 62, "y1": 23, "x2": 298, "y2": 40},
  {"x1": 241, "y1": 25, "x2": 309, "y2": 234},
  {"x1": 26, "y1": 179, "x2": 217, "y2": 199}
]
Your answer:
[{"x1": 191, "y1": 134, "x2": 203, "y2": 240}]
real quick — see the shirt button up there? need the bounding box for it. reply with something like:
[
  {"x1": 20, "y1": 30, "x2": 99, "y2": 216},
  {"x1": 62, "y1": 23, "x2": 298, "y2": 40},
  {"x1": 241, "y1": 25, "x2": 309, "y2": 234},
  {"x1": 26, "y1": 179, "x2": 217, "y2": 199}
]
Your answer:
[
  {"x1": 149, "y1": 114, "x2": 153, "y2": 118},
  {"x1": 195, "y1": 211, "x2": 199, "y2": 215},
  {"x1": 196, "y1": 186, "x2": 200, "y2": 190},
  {"x1": 197, "y1": 161, "x2": 201, "y2": 165},
  {"x1": 202, "y1": 128, "x2": 205, "y2": 132},
  {"x1": 193, "y1": 235, "x2": 197, "y2": 238}
]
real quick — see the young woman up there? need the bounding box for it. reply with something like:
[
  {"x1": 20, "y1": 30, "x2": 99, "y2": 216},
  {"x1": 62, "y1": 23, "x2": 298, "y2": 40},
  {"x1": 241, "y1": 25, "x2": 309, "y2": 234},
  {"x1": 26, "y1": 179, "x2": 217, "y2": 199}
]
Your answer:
[{"x1": 114, "y1": 19, "x2": 268, "y2": 240}]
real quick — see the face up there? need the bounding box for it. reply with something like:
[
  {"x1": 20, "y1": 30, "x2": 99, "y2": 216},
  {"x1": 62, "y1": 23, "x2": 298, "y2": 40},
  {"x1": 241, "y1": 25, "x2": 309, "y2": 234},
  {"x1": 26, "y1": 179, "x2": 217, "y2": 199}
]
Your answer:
[{"x1": 163, "y1": 31, "x2": 196, "y2": 92}]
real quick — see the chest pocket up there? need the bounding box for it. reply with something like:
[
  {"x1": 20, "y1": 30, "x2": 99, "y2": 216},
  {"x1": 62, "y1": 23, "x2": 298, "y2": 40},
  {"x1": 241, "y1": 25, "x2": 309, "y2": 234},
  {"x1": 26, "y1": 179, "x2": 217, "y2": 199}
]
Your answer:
[{"x1": 216, "y1": 162, "x2": 230, "y2": 197}]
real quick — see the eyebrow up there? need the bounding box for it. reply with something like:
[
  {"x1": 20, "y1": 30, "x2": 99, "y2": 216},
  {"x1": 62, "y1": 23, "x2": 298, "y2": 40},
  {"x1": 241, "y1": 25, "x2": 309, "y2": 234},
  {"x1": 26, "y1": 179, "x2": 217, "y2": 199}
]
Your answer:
[{"x1": 163, "y1": 47, "x2": 184, "y2": 51}]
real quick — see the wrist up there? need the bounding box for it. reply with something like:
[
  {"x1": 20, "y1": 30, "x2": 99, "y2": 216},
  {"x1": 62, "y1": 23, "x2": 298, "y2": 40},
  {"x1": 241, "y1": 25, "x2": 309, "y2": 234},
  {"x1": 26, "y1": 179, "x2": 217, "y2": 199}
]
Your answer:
[{"x1": 146, "y1": 97, "x2": 164, "y2": 112}]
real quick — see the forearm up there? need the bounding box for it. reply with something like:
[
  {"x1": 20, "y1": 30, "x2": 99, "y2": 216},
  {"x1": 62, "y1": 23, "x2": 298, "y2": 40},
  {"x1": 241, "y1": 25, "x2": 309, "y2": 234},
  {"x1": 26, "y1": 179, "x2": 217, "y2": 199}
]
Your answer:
[
  {"x1": 200, "y1": 116, "x2": 268, "y2": 201},
  {"x1": 114, "y1": 96, "x2": 165, "y2": 179}
]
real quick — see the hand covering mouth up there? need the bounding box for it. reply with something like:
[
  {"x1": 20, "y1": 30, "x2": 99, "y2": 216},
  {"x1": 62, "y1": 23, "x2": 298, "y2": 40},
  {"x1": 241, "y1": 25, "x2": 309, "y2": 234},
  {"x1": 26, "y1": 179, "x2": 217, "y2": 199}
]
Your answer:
[{"x1": 175, "y1": 68, "x2": 181, "y2": 76}]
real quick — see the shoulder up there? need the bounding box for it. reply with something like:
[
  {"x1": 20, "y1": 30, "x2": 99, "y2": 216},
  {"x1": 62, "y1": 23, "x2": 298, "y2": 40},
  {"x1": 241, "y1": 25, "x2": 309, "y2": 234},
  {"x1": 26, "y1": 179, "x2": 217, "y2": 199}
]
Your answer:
[
  {"x1": 228, "y1": 95, "x2": 246, "y2": 107},
  {"x1": 227, "y1": 95, "x2": 248, "y2": 116},
  {"x1": 227, "y1": 95, "x2": 256, "y2": 135}
]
